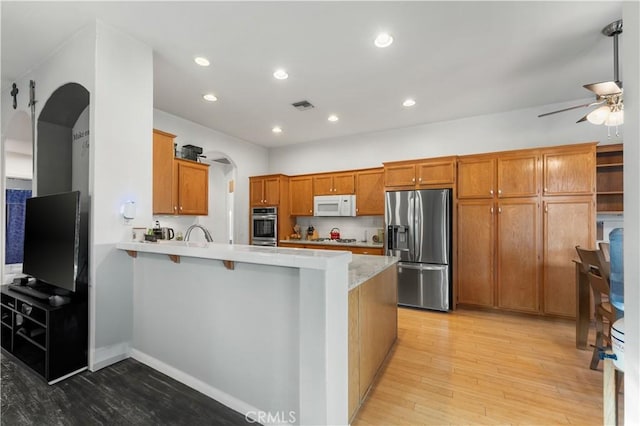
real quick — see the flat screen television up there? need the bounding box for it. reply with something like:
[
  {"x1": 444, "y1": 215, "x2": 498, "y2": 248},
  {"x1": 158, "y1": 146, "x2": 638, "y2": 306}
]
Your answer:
[{"x1": 22, "y1": 191, "x2": 81, "y2": 293}]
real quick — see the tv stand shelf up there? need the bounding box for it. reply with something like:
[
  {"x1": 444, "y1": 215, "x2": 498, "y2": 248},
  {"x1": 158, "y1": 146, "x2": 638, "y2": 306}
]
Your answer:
[{"x1": 0, "y1": 286, "x2": 88, "y2": 384}]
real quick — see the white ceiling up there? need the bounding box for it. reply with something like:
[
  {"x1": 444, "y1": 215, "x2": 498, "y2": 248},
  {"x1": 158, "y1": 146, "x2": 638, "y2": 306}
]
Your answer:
[{"x1": 1, "y1": 1, "x2": 623, "y2": 148}]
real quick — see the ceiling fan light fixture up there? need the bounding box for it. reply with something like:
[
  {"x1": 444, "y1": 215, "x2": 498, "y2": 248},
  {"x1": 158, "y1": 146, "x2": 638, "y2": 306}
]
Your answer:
[
  {"x1": 586, "y1": 106, "x2": 610, "y2": 125},
  {"x1": 605, "y1": 110, "x2": 624, "y2": 127}
]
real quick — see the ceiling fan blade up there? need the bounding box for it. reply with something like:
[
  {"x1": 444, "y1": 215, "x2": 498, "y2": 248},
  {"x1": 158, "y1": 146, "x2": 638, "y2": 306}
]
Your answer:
[
  {"x1": 576, "y1": 113, "x2": 589, "y2": 123},
  {"x1": 583, "y1": 80, "x2": 622, "y2": 96},
  {"x1": 538, "y1": 103, "x2": 593, "y2": 118}
]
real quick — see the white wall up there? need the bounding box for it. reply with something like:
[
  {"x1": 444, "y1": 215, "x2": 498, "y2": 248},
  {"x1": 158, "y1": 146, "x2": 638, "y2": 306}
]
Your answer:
[
  {"x1": 153, "y1": 109, "x2": 269, "y2": 244},
  {"x1": 4, "y1": 151, "x2": 32, "y2": 179},
  {"x1": 90, "y1": 21, "x2": 154, "y2": 369},
  {"x1": 269, "y1": 99, "x2": 620, "y2": 175},
  {"x1": 622, "y1": 2, "x2": 639, "y2": 423}
]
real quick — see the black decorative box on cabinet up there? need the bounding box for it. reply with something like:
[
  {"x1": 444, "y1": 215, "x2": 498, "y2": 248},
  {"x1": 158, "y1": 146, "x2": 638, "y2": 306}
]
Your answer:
[{"x1": 0, "y1": 286, "x2": 88, "y2": 384}]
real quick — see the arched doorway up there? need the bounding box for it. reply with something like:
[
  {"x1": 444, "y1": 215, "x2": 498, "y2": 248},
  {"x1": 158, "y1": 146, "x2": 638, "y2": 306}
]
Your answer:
[
  {"x1": 199, "y1": 151, "x2": 237, "y2": 244},
  {"x1": 2, "y1": 111, "x2": 33, "y2": 285},
  {"x1": 36, "y1": 82, "x2": 90, "y2": 288}
]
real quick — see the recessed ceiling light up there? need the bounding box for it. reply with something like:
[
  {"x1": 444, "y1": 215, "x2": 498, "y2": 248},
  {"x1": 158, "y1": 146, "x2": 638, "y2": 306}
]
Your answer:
[
  {"x1": 272, "y1": 126, "x2": 283, "y2": 133},
  {"x1": 194, "y1": 57, "x2": 210, "y2": 67},
  {"x1": 203, "y1": 93, "x2": 217, "y2": 102},
  {"x1": 403, "y1": 99, "x2": 416, "y2": 107},
  {"x1": 328, "y1": 115, "x2": 339, "y2": 122},
  {"x1": 273, "y1": 69, "x2": 289, "y2": 80},
  {"x1": 374, "y1": 33, "x2": 394, "y2": 48}
]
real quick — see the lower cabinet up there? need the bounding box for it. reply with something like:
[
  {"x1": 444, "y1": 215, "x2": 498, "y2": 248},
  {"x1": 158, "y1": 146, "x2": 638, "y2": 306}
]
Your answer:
[
  {"x1": 457, "y1": 200, "x2": 495, "y2": 307},
  {"x1": 543, "y1": 197, "x2": 595, "y2": 317},
  {"x1": 348, "y1": 265, "x2": 397, "y2": 420},
  {"x1": 278, "y1": 242, "x2": 383, "y2": 255}
]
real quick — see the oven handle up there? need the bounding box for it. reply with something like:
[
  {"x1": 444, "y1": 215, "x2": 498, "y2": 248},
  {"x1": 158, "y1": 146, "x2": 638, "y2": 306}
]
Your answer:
[{"x1": 252, "y1": 215, "x2": 277, "y2": 220}]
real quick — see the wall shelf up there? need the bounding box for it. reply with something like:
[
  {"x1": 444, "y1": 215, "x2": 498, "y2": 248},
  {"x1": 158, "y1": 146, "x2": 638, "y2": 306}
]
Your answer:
[{"x1": 596, "y1": 144, "x2": 623, "y2": 214}]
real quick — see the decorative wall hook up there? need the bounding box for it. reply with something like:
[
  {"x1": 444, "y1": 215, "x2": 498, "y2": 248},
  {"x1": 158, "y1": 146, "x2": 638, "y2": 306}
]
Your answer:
[{"x1": 11, "y1": 83, "x2": 19, "y2": 109}]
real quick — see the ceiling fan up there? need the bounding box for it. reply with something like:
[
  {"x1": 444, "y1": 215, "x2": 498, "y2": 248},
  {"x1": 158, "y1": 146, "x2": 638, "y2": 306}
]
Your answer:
[{"x1": 538, "y1": 19, "x2": 623, "y2": 129}]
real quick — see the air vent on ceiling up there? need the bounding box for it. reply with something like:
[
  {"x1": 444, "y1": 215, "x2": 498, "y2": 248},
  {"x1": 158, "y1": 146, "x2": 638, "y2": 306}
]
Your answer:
[
  {"x1": 211, "y1": 157, "x2": 231, "y2": 165},
  {"x1": 291, "y1": 100, "x2": 315, "y2": 111}
]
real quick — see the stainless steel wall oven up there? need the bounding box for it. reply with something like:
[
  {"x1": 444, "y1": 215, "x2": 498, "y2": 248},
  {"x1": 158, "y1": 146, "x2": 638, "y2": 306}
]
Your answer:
[{"x1": 251, "y1": 207, "x2": 277, "y2": 246}]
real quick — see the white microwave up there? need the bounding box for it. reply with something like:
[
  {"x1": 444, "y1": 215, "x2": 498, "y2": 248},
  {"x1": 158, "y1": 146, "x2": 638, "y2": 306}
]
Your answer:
[{"x1": 314, "y1": 195, "x2": 356, "y2": 217}]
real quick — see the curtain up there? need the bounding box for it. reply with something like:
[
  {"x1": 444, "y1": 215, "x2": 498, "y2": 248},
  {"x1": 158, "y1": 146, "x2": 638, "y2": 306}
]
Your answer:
[{"x1": 5, "y1": 189, "x2": 32, "y2": 264}]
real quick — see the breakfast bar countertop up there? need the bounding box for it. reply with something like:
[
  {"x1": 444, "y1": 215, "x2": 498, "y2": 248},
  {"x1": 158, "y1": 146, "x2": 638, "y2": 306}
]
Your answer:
[{"x1": 348, "y1": 254, "x2": 398, "y2": 290}]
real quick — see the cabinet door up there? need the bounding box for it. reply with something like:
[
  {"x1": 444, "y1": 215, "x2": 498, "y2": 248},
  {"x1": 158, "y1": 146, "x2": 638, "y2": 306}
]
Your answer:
[
  {"x1": 457, "y1": 157, "x2": 496, "y2": 199},
  {"x1": 498, "y1": 154, "x2": 539, "y2": 198},
  {"x1": 290, "y1": 176, "x2": 314, "y2": 216},
  {"x1": 543, "y1": 147, "x2": 595, "y2": 196},
  {"x1": 457, "y1": 200, "x2": 495, "y2": 307},
  {"x1": 263, "y1": 177, "x2": 280, "y2": 205},
  {"x1": 313, "y1": 175, "x2": 334, "y2": 195},
  {"x1": 497, "y1": 199, "x2": 540, "y2": 313},
  {"x1": 177, "y1": 161, "x2": 209, "y2": 215},
  {"x1": 355, "y1": 169, "x2": 384, "y2": 216},
  {"x1": 250, "y1": 178, "x2": 265, "y2": 206},
  {"x1": 153, "y1": 130, "x2": 176, "y2": 215},
  {"x1": 543, "y1": 197, "x2": 594, "y2": 317},
  {"x1": 333, "y1": 173, "x2": 355, "y2": 194},
  {"x1": 384, "y1": 164, "x2": 416, "y2": 187},
  {"x1": 416, "y1": 160, "x2": 455, "y2": 186}
]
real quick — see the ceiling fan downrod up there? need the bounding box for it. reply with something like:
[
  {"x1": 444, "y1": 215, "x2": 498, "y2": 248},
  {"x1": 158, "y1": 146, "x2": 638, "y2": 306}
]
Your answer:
[{"x1": 603, "y1": 19, "x2": 623, "y2": 85}]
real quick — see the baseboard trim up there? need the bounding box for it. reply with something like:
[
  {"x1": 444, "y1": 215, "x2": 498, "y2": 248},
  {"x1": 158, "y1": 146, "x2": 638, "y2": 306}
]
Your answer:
[
  {"x1": 91, "y1": 342, "x2": 130, "y2": 371},
  {"x1": 130, "y1": 349, "x2": 261, "y2": 422}
]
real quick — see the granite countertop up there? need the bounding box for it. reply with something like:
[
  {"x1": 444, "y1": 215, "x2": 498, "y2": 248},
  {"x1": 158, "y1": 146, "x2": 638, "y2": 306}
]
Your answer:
[
  {"x1": 348, "y1": 254, "x2": 398, "y2": 290},
  {"x1": 279, "y1": 239, "x2": 384, "y2": 249}
]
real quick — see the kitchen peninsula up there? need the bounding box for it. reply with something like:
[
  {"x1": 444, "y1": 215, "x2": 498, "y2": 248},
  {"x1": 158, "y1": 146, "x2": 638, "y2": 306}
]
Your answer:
[{"x1": 115, "y1": 241, "x2": 397, "y2": 425}]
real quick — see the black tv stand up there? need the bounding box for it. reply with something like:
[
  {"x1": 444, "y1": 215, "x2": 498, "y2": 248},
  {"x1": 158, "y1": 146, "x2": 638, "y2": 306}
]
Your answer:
[{"x1": 1, "y1": 285, "x2": 88, "y2": 384}]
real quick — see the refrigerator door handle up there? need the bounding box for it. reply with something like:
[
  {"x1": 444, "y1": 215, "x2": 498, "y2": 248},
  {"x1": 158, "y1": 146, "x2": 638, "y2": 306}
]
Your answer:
[{"x1": 398, "y1": 262, "x2": 447, "y2": 271}]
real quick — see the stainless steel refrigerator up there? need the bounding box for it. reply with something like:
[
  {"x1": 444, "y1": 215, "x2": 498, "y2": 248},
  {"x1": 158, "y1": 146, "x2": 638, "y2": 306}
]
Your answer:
[{"x1": 385, "y1": 189, "x2": 451, "y2": 311}]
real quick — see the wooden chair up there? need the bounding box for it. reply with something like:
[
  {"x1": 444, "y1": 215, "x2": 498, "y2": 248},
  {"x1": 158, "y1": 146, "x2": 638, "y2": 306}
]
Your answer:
[
  {"x1": 575, "y1": 246, "x2": 616, "y2": 370},
  {"x1": 599, "y1": 241, "x2": 611, "y2": 262}
]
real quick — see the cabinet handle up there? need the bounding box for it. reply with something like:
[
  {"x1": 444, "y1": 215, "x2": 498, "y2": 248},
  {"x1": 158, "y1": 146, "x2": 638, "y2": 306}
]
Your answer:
[
  {"x1": 498, "y1": 207, "x2": 502, "y2": 213},
  {"x1": 498, "y1": 189, "x2": 502, "y2": 195},
  {"x1": 412, "y1": 178, "x2": 415, "y2": 182},
  {"x1": 490, "y1": 189, "x2": 494, "y2": 195},
  {"x1": 544, "y1": 188, "x2": 548, "y2": 193},
  {"x1": 419, "y1": 177, "x2": 422, "y2": 182},
  {"x1": 544, "y1": 204, "x2": 548, "y2": 213},
  {"x1": 490, "y1": 207, "x2": 494, "y2": 214},
  {"x1": 174, "y1": 206, "x2": 177, "y2": 211},
  {"x1": 309, "y1": 209, "x2": 312, "y2": 213},
  {"x1": 180, "y1": 206, "x2": 183, "y2": 211}
]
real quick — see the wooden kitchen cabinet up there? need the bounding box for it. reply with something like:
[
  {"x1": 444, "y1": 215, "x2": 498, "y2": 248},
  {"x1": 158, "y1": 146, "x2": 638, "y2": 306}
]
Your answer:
[
  {"x1": 153, "y1": 129, "x2": 209, "y2": 216},
  {"x1": 250, "y1": 175, "x2": 283, "y2": 206},
  {"x1": 313, "y1": 172, "x2": 355, "y2": 195},
  {"x1": 457, "y1": 156, "x2": 496, "y2": 199},
  {"x1": 355, "y1": 168, "x2": 384, "y2": 216},
  {"x1": 497, "y1": 153, "x2": 540, "y2": 198},
  {"x1": 456, "y1": 199, "x2": 495, "y2": 307},
  {"x1": 290, "y1": 176, "x2": 314, "y2": 216},
  {"x1": 384, "y1": 157, "x2": 456, "y2": 189},
  {"x1": 543, "y1": 143, "x2": 596, "y2": 196},
  {"x1": 543, "y1": 197, "x2": 595, "y2": 318},
  {"x1": 153, "y1": 129, "x2": 176, "y2": 215},
  {"x1": 496, "y1": 199, "x2": 540, "y2": 313},
  {"x1": 174, "y1": 159, "x2": 209, "y2": 215}
]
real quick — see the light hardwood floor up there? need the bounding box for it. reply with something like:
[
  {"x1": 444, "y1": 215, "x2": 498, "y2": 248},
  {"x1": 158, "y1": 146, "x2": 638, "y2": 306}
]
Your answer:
[{"x1": 353, "y1": 307, "x2": 615, "y2": 425}]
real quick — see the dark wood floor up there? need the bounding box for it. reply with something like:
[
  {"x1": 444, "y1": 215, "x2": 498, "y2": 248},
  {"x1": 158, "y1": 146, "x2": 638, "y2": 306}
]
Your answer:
[{"x1": 1, "y1": 354, "x2": 253, "y2": 425}]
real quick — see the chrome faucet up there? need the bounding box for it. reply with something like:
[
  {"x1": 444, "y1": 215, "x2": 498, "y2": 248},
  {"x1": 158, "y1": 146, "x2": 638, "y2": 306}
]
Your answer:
[{"x1": 184, "y1": 224, "x2": 214, "y2": 242}]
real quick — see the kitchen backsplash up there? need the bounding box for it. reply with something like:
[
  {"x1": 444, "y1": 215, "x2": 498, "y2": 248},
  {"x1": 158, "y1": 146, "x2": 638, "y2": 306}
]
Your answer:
[{"x1": 294, "y1": 216, "x2": 384, "y2": 242}]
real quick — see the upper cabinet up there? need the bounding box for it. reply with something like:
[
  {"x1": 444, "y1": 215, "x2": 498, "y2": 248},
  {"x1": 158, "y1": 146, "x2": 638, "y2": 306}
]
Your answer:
[
  {"x1": 313, "y1": 172, "x2": 355, "y2": 195},
  {"x1": 457, "y1": 157, "x2": 496, "y2": 199},
  {"x1": 153, "y1": 129, "x2": 209, "y2": 216},
  {"x1": 250, "y1": 175, "x2": 285, "y2": 206},
  {"x1": 290, "y1": 176, "x2": 314, "y2": 216},
  {"x1": 355, "y1": 168, "x2": 384, "y2": 215},
  {"x1": 153, "y1": 129, "x2": 176, "y2": 215},
  {"x1": 175, "y1": 159, "x2": 209, "y2": 215},
  {"x1": 595, "y1": 143, "x2": 623, "y2": 214},
  {"x1": 384, "y1": 157, "x2": 456, "y2": 189},
  {"x1": 542, "y1": 143, "x2": 596, "y2": 196},
  {"x1": 497, "y1": 153, "x2": 539, "y2": 198}
]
